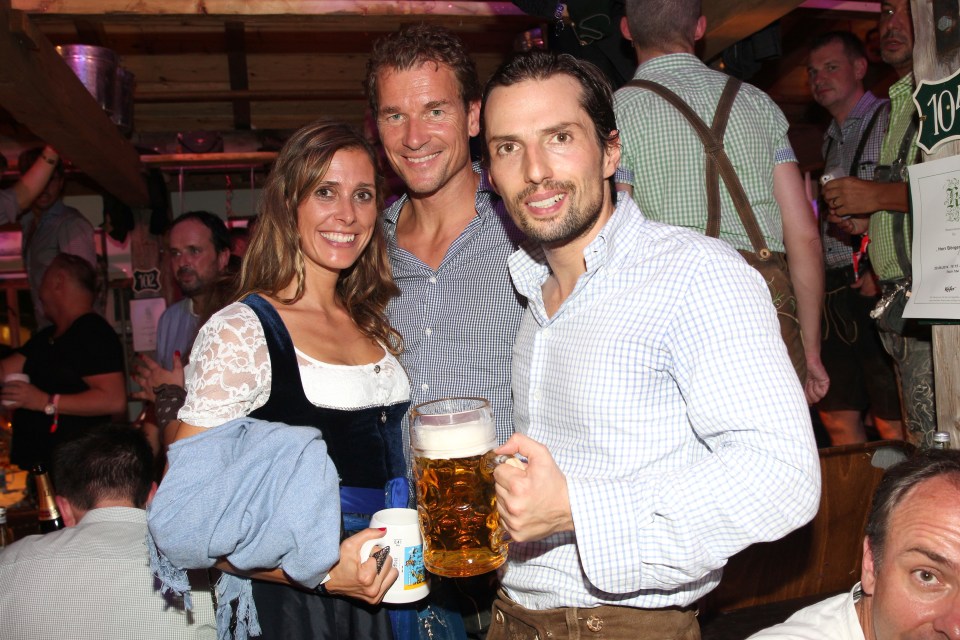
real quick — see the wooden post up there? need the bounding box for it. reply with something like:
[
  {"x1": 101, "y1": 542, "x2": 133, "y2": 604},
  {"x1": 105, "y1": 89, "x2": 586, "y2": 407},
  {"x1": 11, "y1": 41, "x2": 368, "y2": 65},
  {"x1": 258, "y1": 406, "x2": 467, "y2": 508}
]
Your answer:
[{"x1": 911, "y1": 0, "x2": 960, "y2": 445}]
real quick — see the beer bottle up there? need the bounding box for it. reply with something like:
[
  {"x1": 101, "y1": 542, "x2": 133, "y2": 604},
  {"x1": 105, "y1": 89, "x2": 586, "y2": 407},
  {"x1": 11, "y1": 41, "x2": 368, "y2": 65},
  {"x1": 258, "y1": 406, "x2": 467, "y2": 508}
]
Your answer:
[
  {"x1": 0, "y1": 506, "x2": 13, "y2": 548},
  {"x1": 32, "y1": 464, "x2": 64, "y2": 533},
  {"x1": 932, "y1": 431, "x2": 951, "y2": 450}
]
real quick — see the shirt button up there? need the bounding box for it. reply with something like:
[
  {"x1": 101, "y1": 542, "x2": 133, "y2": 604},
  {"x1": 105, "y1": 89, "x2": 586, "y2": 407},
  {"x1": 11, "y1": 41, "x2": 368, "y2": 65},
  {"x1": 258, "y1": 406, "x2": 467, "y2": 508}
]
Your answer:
[
  {"x1": 421, "y1": 383, "x2": 429, "y2": 391},
  {"x1": 424, "y1": 328, "x2": 432, "y2": 336},
  {"x1": 429, "y1": 276, "x2": 437, "y2": 284},
  {"x1": 533, "y1": 390, "x2": 542, "y2": 400}
]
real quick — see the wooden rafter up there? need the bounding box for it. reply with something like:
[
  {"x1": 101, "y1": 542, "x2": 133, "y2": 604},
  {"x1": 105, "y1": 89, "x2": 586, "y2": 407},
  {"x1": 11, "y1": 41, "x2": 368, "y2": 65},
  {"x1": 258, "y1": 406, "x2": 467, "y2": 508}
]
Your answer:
[{"x1": 0, "y1": 9, "x2": 148, "y2": 205}]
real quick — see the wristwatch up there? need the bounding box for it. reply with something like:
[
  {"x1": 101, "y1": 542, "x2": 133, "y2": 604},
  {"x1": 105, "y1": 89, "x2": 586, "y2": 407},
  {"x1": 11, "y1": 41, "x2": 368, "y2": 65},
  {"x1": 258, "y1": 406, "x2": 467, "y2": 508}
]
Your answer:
[{"x1": 43, "y1": 394, "x2": 57, "y2": 415}]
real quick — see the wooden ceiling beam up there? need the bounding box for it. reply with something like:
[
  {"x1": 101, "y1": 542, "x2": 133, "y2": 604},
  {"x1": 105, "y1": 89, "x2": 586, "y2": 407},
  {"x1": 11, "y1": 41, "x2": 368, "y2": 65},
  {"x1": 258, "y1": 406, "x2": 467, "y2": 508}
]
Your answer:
[
  {"x1": 701, "y1": 0, "x2": 810, "y2": 61},
  {"x1": 10, "y1": 1, "x2": 525, "y2": 18},
  {"x1": 0, "y1": 9, "x2": 148, "y2": 205},
  {"x1": 225, "y1": 20, "x2": 251, "y2": 131}
]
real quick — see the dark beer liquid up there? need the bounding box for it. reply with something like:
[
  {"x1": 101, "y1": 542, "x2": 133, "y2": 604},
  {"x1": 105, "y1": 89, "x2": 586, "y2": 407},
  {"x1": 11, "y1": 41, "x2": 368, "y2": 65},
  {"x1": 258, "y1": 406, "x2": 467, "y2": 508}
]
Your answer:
[{"x1": 414, "y1": 451, "x2": 507, "y2": 578}]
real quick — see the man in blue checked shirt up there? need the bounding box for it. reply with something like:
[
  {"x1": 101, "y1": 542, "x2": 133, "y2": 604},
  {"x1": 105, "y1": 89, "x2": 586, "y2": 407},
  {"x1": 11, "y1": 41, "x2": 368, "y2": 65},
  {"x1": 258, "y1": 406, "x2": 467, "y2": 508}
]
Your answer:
[
  {"x1": 481, "y1": 50, "x2": 821, "y2": 640},
  {"x1": 365, "y1": 25, "x2": 524, "y2": 452},
  {"x1": 364, "y1": 25, "x2": 526, "y2": 638}
]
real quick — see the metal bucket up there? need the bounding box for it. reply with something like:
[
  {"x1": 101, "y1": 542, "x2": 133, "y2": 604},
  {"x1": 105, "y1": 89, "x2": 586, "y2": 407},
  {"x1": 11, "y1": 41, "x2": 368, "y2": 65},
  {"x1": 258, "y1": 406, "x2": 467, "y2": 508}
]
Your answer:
[
  {"x1": 55, "y1": 44, "x2": 119, "y2": 118},
  {"x1": 112, "y1": 67, "x2": 135, "y2": 135}
]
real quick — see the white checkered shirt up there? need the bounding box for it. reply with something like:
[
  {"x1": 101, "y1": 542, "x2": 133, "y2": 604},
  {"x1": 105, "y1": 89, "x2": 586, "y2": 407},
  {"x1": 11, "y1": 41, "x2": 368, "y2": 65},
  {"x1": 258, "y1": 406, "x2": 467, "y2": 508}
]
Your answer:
[{"x1": 504, "y1": 195, "x2": 820, "y2": 610}]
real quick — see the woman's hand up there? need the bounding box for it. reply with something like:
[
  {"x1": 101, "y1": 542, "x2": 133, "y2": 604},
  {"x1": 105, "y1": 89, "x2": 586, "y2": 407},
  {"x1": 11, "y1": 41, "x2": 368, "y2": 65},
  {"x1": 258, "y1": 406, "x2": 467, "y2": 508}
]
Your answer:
[{"x1": 323, "y1": 527, "x2": 398, "y2": 604}]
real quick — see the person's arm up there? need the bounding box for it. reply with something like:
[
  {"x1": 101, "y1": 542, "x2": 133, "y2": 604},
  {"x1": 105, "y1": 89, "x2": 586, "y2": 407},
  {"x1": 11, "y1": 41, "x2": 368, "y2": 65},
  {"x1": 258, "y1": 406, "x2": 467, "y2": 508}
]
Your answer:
[
  {"x1": 11, "y1": 145, "x2": 59, "y2": 212},
  {"x1": 212, "y1": 528, "x2": 398, "y2": 604},
  {"x1": 775, "y1": 161, "x2": 829, "y2": 404},
  {"x1": 1, "y1": 371, "x2": 126, "y2": 416},
  {"x1": 821, "y1": 177, "x2": 908, "y2": 217},
  {"x1": 0, "y1": 353, "x2": 26, "y2": 380},
  {"x1": 542, "y1": 252, "x2": 821, "y2": 595}
]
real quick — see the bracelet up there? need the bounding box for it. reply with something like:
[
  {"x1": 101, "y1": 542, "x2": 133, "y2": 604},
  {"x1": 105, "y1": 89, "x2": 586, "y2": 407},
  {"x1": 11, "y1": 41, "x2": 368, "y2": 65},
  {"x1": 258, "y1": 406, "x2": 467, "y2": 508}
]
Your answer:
[
  {"x1": 313, "y1": 574, "x2": 331, "y2": 596},
  {"x1": 554, "y1": 2, "x2": 565, "y2": 33}
]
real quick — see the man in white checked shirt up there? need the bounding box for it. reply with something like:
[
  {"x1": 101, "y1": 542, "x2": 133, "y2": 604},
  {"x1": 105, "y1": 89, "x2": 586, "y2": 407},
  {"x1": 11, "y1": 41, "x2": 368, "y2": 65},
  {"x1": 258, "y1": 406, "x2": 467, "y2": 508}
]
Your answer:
[
  {"x1": 0, "y1": 425, "x2": 216, "y2": 639},
  {"x1": 481, "y1": 50, "x2": 821, "y2": 640}
]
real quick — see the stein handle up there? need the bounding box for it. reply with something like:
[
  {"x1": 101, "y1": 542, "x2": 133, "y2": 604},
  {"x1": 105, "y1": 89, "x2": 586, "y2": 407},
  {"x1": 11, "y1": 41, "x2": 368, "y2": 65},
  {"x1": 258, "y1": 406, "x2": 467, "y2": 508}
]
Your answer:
[{"x1": 492, "y1": 454, "x2": 528, "y2": 470}]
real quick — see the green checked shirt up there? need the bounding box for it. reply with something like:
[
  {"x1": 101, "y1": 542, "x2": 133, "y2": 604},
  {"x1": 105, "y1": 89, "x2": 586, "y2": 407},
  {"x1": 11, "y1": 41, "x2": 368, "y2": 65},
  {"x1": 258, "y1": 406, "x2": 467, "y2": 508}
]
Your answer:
[
  {"x1": 614, "y1": 53, "x2": 796, "y2": 253},
  {"x1": 868, "y1": 73, "x2": 917, "y2": 282}
]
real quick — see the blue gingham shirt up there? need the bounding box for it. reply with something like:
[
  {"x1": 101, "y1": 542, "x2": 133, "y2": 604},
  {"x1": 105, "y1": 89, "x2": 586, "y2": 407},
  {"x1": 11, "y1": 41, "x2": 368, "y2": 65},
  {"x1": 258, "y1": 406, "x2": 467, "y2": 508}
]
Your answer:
[
  {"x1": 384, "y1": 163, "x2": 525, "y2": 450},
  {"x1": 504, "y1": 194, "x2": 821, "y2": 610}
]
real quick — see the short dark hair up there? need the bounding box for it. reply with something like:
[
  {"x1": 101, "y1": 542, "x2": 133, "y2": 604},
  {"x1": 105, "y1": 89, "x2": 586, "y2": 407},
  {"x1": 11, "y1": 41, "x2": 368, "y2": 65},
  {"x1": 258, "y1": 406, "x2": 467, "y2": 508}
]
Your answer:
[
  {"x1": 52, "y1": 424, "x2": 154, "y2": 511},
  {"x1": 365, "y1": 24, "x2": 481, "y2": 116},
  {"x1": 18, "y1": 146, "x2": 64, "y2": 180},
  {"x1": 809, "y1": 31, "x2": 867, "y2": 62},
  {"x1": 624, "y1": 0, "x2": 701, "y2": 51},
  {"x1": 865, "y1": 449, "x2": 960, "y2": 569},
  {"x1": 481, "y1": 50, "x2": 619, "y2": 160},
  {"x1": 48, "y1": 252, "x2": 97, "y2": 295},
  {"x1": 170, "y1": 210, "x2": 231, "y2": 255}
]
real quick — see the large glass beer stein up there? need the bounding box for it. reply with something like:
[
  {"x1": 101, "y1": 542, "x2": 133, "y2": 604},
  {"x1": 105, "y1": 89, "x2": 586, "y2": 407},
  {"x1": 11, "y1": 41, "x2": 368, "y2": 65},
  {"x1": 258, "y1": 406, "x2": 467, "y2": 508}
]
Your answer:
[{"x1": 410, "y1": 397, "x2": 507, "y2": 578}]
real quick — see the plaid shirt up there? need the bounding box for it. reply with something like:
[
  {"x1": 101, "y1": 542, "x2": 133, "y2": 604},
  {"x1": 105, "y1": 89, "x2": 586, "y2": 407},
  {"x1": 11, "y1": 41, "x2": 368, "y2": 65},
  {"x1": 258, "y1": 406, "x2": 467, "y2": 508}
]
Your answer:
[
  {"x1": 821, "y1": 91, "x2": 890, "y2": 269},
  {"x1": 383, "y1": 163, "x2": 524, "y2": 452},
  {"x1": 868, "y1": 73, "x2": 918, "y2": 282},
  {"x1": 504, "y1": 194, "x2": 820, "y2": 610},
  {"x1": 614, "y1": 53, "x2": 795, "y2": 252}
]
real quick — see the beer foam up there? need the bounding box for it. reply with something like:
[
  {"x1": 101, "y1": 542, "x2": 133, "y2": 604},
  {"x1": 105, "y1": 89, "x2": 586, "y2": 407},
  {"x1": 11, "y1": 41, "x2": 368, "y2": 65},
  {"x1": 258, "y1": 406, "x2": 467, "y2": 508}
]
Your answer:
[{"x1": 413, "y1": 419, "x2": 496, "y2": 459}]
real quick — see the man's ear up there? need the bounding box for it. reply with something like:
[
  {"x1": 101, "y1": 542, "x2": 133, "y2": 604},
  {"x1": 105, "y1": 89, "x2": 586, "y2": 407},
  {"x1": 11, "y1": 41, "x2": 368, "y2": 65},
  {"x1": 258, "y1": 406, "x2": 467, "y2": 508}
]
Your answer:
[
  {"x1": 145, "y1": 481, "x2": 158, "y2": 507},
  {"x1": 853, "y1": 56, "x2": 868, "y2": 81},
  {"x1": 56, "y1": 495, "x2": 78, "y2": 527},
  {"x1": 467, "y1": 99, "x2": 481, "y2": 139},
  {"x1": 603, "y1": 131, "x2": 622, "y2": 180},
  {"x1": 694, "y1": 16, "x2": 707, "y2": 42},
  {"x1": 861, "y1": 537, "x2": 877, "y2": 594},
  {"x1": 217, "y1": 248, "x2": 230, "y2": 272},
  {"x1": 620, "y1": 16, "x2": 632, "y2": 41}
]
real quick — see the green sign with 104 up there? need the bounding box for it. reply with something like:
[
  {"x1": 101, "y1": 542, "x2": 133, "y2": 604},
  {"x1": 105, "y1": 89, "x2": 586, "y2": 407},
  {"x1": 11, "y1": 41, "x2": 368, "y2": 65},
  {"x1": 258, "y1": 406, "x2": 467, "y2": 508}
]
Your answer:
[{"x1": 915, "y1": 66, "x2": 960, "y2": 154}]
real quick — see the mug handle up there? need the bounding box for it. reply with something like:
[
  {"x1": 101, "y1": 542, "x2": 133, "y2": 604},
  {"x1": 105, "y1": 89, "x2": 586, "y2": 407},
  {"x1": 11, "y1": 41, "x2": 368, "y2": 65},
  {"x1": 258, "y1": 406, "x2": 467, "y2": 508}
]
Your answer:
[
  {"x1": 492, "y1": 454, "x2": 528, "y2": 470},
  {"x1": 359, "y1": 535, "x2": 390, "y2": 565}
]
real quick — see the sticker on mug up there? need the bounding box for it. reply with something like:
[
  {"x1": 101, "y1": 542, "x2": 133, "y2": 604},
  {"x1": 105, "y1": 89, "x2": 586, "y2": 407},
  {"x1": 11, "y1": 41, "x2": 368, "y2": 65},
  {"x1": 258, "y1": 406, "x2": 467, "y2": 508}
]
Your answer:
[{"x1": 404, "y1": 544, "x2": 426, "y2": 590}]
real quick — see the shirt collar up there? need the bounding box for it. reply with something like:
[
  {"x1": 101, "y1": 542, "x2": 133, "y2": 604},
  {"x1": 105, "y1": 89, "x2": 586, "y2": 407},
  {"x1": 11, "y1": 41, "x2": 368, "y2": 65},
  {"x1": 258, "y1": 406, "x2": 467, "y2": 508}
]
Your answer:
[
  {"x1": 889, "y1": 72, "x2": 915, "y2": 98},
  {"x1": 39, "y1": 199, "x2": 67, "y2": 219},
  {"x1": 634, "y1": 52, "x2": 702, "y2": 76},
  {"x1": 77, "y1": 506, "x2": 146, "y2": 526},
  {"x1": 826, "y1": 91, "x2": 884, "y2": 140},
  {"x1": 382, "y1": 161, "x2": 493, "y2": 232},
  {"x1": 509, "y1": 193, "x2": 641, "y2": 303}
]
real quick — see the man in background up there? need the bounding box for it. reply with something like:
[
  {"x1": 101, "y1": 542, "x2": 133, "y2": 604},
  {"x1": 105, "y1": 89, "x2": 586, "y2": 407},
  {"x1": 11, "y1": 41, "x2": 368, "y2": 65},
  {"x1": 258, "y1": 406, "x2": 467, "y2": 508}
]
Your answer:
[
  {"x1": 807, "y1": 31, "x2": 902, "y2": 445},
  {"x1": 0, "y1": 424, "x2": 217, "y2": 639},
  {"x1": 155, "y1": 210, "x2": 231, "y2": 370},
  {"x1": 615, "y1": 0, "x2": 829, "y2": 404},
  {"x1": 14, "y1": 147, "x2": 96, "y2": 328},
  {"x1": 821, "y1": 0, "x2": 930, "y2": 441},
  {"x1": 749, "y1": 449, "x2": 960, "y2": 639},
  {"x1": 0, "y1": 254, "x2": 125, "y2": 471}
]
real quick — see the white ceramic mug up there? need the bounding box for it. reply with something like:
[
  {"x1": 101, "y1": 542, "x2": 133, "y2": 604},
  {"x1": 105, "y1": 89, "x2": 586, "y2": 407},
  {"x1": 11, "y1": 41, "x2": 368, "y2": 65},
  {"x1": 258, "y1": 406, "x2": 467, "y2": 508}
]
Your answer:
[
  {"x1": 3, "y1": 373, "x2": 29, "y2": 407},
  {"x1": 360, "y1": 507, "x2": 429, "y2": 604}
]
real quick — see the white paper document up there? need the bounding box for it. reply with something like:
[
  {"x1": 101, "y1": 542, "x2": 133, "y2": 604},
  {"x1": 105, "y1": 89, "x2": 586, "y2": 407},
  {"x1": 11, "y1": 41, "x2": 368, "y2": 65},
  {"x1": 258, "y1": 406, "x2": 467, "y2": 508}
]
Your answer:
[
  {"x1": 904, "y1": 154, "x2": 960, "y2": 320},
  {"x1": 130, "y1": 297, "x2": 167, "y2": 352}
]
